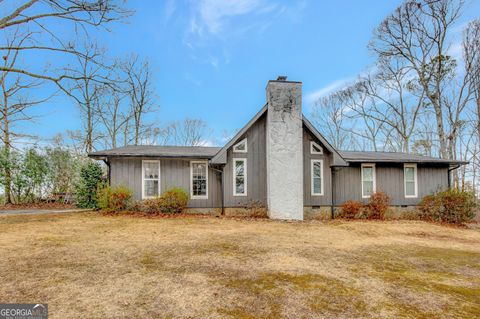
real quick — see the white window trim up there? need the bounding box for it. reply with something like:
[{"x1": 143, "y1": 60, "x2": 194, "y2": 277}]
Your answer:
[
  {"x1": 233, "y1": 138, "x2": 248, "y2": 153},
  {"x1": 233, "y1": 158, "x2": 247, "y2": 196},
  {"x1": 404, "y1": 163, "x2": 418, "y2": 198},
  {"x1": 361, "y1": 163, "x2": 376, "y2": 199},
  {"x1": 142, "y1": 160, "x2": 160, "y2": 199},
  {"x1": 311, "y1": 159, "x2": 324, "y2": 196},
  {"x1": 310, "y1": 141, "x2": 323, "y2": 154},
  {"x1": 190, "y1": 160, "x2": 209, "y2": 200}
]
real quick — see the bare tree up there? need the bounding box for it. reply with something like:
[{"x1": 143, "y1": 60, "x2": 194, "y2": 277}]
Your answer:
[
  {"x1": 0, "y1": 32, "x2": 51, "y2": 204},
  {"x1": 67, "y1": 43, "x2": 113, "y2": 153},
  {"x1": 96, "y1": 87, "x2": 130, "y2": 149},
  {"x1": 121, "y1": 55, "x2": 156, "y2": 145},
  {"x1": 312, "y1": 91, "x2": 353, "y2": 150},
  {"x1": 463, "y1": 19, "x2": 480, "y2": 148},
  {"x1": 0, "y1": 0, "x2": 130, "y2": 94},
  {"x1": 356, "y1": 58, "x2": 426, "y2": 153},
  {"x1": 369, "y1": 0, "x2": 468, "y2": 159},
  {"x1": 157, "y1": 118, "x2": 211, "y2": 146}
]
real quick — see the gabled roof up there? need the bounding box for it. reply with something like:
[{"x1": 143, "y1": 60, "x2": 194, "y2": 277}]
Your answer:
[
  {"x1": 210, "y1": 104, "x2": 267, "y2": 164},
  {"x1": 210, "y1": 104, "x2": 349, "y2": 166},
  {"x1": 303, "y1": 116, "x2": 348, "y2": 166},
  {"x1": 88, "y1": 145, "x2": 221, "y2": 159},
  {"x1": 339, "y1": 151, "x2": 468, "y2": 166}
]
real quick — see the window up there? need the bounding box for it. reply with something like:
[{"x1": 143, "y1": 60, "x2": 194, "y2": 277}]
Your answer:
[
  {"x1": 310, "y1": 141, "x2": 323, "y2": 154},
  {"x1": 142, "y1": 160, "x2": 160, "y2": 199},
  {"x1": 233, "y1": 138, "x2": 247, "y2": 153},
  {"x1": 361, "y1": 163, "x2": 376, "y2": 198},
  {"x1": 404, "y1": 164, "x2": 418, "y2": 198},
  {"x1": 191, "y1": 161, "x2": 208, "y2": 199},
  {"x1": 233, "y1": 158, "x2": 247, "y2": 196},
  {"x1": 311, "y1": 159, "x2": 324, "y2": 195}
]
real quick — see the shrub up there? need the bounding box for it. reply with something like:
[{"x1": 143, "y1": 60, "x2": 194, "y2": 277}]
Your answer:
[
  {"x1": 365, "y1": 191, "x2": 390, "y2": 220},
  {"x1": 159, "y1": 187, "x2": 189, "y2": 214},
  {"x1": 419, "y1": 189, "x2": 477, "y2": 224},
  {"x1": 136, "y1": 187, "x2": 189, "y2": 214},
  {"x1": 97, "y1": 184, "x2": 133, "y2": 213},
  {"x1": 75, "y1": 161, "x2": 103, "y2": 208},
  {"x1": 339, "y1": 200, "x2": 364, "y2": 219}
]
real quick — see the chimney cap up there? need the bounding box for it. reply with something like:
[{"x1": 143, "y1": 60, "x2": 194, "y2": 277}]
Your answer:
[{"x1": 276, "y1": 75, "x2": 288, "y2": 81}]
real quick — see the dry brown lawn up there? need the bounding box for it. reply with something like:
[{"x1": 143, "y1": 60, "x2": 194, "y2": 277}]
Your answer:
[{"x1": 0, "y1": 212, "x2": 479, "y2": 319}]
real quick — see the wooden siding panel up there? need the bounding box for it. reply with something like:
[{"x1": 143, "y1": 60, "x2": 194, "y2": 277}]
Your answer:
[
  {"x1": 223, "y1": 113, "x2": 267, "y2": 207},
  {"x1": 109, "y1": 157, "x2": 221, "y2": 208},
  {"x1": 333, "y1": 163, "x2": 449, "y2": 206},
  {"x1": 303, "y1": 128, "x2": 332, "y2": 206}
]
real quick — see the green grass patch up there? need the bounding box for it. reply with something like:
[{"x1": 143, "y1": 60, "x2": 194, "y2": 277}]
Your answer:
[{"x1": 220, "y1": 272, "x2": 367, "y2": 318}]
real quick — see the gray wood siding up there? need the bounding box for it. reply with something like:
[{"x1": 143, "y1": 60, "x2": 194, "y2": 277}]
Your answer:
[
  {"x1": 303, "y1": 128, "x2": 332, "y2": 206},
  {"x1": 333, "y1": 163, "x2": 449, "y2": 206},
  {"x1": 223, "y1": 113, "x2": 267, "y2": 207},
  {"x1": 109, "y1": 157, "x2": 222, "y2": 208}
]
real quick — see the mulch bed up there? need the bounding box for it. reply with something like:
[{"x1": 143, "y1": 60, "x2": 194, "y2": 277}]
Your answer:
[{"x1": 0, "y1": 202, "x2": 76, "y2": 210}]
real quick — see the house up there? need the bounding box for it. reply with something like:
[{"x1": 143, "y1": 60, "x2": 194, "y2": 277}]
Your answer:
[{"x1": 89, "y1": 77, "x2": 467, "y2": 220}]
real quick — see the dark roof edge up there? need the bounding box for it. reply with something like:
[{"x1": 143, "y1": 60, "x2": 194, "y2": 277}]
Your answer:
[
  {"x1": 88, "y1": 153, "x2": 215, "y2": 159},
  {"x1": 302, "y1": 116, "x2": 348, "y2": 166},
  {"x1": 343, "y1": 159, "x2": 468, "y2": 165},
  {"x1": 210, "y1": 104, "x2": 268, "y2": 164}
]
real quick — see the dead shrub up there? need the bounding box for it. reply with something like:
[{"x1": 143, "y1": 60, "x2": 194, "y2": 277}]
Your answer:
[
  {"x1": 418, "y1": 189, "x2": 477, "y2": 224},
  {"x1": 137, "y1": 187, "x2": 190, "y2": 214},
  {"x1": 365, "y1": 192, "x2": 390, "y2": 220},
  {"x1": 339, "y1": 200, "x2": 364, "y2": 219}
]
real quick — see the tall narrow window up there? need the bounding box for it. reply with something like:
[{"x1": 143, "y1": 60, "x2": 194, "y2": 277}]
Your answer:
[
  {"x1": 191, "y1": 161, "x2": 208, "y2": 199},
  {"x1": 233, "y1": 138, "x2": 247, "y2": 153},
  {"x1": 404, "y1": 164, "x2": 418, "y2": 198},
  {"x1": 361, "y1": 163, "x2": 376, "y2": 198},
  {"x1": 142, "y1": 160, "x2": 160, "y2": 199},
  {"x1": 311, "y1": 159, "x2": 324, "y2": 195},
  {"x1": 233, "y1": 158, "x2": 247, "y2": 196}
]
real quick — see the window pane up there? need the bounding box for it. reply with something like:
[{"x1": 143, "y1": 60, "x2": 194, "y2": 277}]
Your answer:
[
  {"x1": 363, "y1": 181, "x2": 373, "y2": 196},
  {"x1": 406, "y1": 181, "x2": 415, "y2": 196},
  {"x1": 145, "y1": 180, "x2": 158, "y2": 197},
  {"x1": 311, "y1": 143, "x2": 322, "y2": 153},
  {"x1": 192, "y1": 163, "x2": 207, "y2": 196},
  {"x1": 405, "y1": 167, "x2": 415, "y2": 181},
  {"x1": 144, "y1": 162, "x2": 159, "y2": 179},
  {"x1": 313, "y1": 161, "x2": 322, "y2": 178},
  {"x1": 235, "y1": 141, "x2": 246, "y2": 151},
  {"x1": 363, "y1": 167, "x2": 373, "y2": 181},
  {"x1": 235, "y1": 161, "x2": 245, "y2": 176},
  {"x1": 236, "y1": 177, "x2": 245, "y2": 194},
  {"x1": 193, "y1": 179, "x2": 207, "y2": 196},
  {"x1": 313, "y1": 177, "x2": 322, "y2": 194}
]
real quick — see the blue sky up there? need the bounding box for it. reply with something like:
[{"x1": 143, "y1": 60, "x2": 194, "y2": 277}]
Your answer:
[{"x1": 18, "y1": 0, "x2": 480, "y2": 146}]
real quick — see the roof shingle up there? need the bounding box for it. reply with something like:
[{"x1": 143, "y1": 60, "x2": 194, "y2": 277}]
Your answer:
[{"x1": 88, "y1": 145, "x2": 221, "y2": 159}]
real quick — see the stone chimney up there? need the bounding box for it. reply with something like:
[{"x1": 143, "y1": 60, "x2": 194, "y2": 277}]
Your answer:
[{"x1": 265, "y1": 76, "x2": 304, "y2": 220}]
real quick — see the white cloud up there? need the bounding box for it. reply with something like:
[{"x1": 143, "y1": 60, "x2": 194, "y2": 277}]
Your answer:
[
  {"x1": 195, "y1": 0, "x2": 264, "y2": 34},
  {"x1": 197, "y1": 139, "x2": 217, "y2": 147},
  {"x1": 305, "y1": 77, "x2": 355, "y2": 105}
]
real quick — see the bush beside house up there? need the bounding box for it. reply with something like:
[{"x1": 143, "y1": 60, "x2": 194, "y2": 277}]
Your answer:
[
  {"x1": 99, "y1": 187, "x2": 190, "y2": 215},
  {"x1": 418, "y1": 189, "x2": 477, "y2": 224},
  {"x1": 97, "y1": 185, "x2": 133, "y2": 213},
  {"x1": 75, "y1": 162, "x2": 103, "y2": 209},
  {"x1": 338, "y1": 189, "x2": 477, "y2": 225},
  {"x1": 338, "y1": 192, "x2": 391, "y2": 220}
]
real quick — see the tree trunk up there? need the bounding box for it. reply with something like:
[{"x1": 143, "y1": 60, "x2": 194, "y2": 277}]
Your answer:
[{"x1": 1, "y1": 77, "x2": 12, "y2": 204}]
